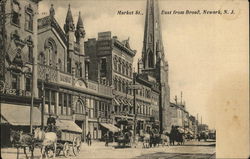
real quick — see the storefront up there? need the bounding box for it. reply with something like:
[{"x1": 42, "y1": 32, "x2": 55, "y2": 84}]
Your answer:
[{"x1": 0, "y1": 104, "x2": 42, "y2": 146}]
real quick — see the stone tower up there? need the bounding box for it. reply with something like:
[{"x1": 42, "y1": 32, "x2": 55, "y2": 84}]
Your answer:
[
  {"x1": 64, "y1": 4, "x2": 75, "y2": 74},
  {"x1": 141, "y1": 0, "x2": 170, "y2": 132}
]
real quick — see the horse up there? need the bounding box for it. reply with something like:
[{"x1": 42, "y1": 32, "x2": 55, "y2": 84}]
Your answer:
[
  {"x1": 10, "y1": 129, "x2": 35, "y2": 159},
  {"x1": 33, "y1": 128, "x2": 57, "y2": 159}
]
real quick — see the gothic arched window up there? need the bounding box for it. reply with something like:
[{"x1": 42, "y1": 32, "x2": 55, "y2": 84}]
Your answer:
[
  {"x1": 148, "y1": 50, "x2": 154, "y2": 68},
  {"x1": 75, "y1": 99, "x2": 85, "y2": 114},
  {"x1": 44, "y1": 38, "x2": 57, "y2": 67}
]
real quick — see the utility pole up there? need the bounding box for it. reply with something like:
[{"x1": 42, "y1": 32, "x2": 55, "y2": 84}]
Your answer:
[
  {"x1": 133, "y1": 73, "x2": 136, "y2": 146},
  {"x1": 30, "y1": 58, "x2": 35, "y2": 133},
  {"x1": 0, "y1": 0, "x2": 6, "y2": 81}
]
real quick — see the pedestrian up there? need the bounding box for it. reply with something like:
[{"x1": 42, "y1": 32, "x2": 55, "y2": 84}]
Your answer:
[
  {"x1": 105, "y1": 131, "x2": 109, "y2": 147},
  {"x1": 86, "y1": 131, "x2": 92, "y2": 146},
  {"x1": 47, "y1": 114, "x2": 56, "y2": 132}
]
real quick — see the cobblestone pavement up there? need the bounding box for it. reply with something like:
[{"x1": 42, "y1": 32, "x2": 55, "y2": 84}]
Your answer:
[{"x1": 1, "y1": 140, "x2": 215, "y2": 159}]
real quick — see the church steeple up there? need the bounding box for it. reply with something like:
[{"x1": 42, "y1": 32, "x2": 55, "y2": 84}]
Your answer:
[
  {"x1": 75, "y1": 12, "x2": 85, "y2": 43},
  {"x1": 64, "y1": 4, "x2": 75, "y2": 34},
  {"x1": 142, "y1": 0, "x2": 164, "y2": 70}
]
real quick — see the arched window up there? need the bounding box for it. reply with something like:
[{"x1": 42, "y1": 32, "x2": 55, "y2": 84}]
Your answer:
[
  {"x1": 44, "y1": 38, "x2": 57, "y2": 67},
  {"x1": 75, "y1": 99, "x2": 85, "y2": 114},
  {"x1": 148, "y1": 50, "x2": 154, "y2": 68}
]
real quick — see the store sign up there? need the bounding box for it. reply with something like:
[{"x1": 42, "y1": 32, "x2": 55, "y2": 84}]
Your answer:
[{"x1": 0, "y1": 86, "x2": 31, "y2": 97}]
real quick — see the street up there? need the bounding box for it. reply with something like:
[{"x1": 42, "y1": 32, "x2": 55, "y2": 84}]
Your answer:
[{"x1": 1, "y1": 140, "x2": 215, "y2": 159}]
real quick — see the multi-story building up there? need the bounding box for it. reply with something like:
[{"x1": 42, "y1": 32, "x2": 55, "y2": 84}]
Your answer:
[
  {"x1": 189, "y1": 115, "x2": 198, "y2": 138},
  {"x1": 85, "y1": 32, "x2": 136, "y2": 131},
  {"x1": 138, "y1": 0, "x2": 170, "y2": 133},
  {"x1": 0, "y1": 0, "x2": 41, "y2": 146},
  {"x1": 36, "y1": 5, "x2": 114, "y2": 140},
  {"x1": 166, "y1": 100, "x2": 190, "y2": 133},
  {"x1": 134, "y1": 73, "x2": 160, "y2": 134}
]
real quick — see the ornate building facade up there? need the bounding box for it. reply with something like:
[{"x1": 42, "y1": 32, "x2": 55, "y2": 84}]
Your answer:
[
  {"x1": 0, "y1": 0, "x2": 40, "y2": 146},
  {"x1": 85, "y1": 32, "x2": 136, "y2": 131},
  {"x1": 37, "y1": 5, "x2": 114, "y2": 140}
]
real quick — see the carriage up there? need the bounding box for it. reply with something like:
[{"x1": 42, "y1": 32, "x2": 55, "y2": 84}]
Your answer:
[
  {"x1": 41, "y1": 119, "x2": 82, "y2": 158},
  {"x1": 115, "y1": 131, "x2": 132, "y2": 147}
]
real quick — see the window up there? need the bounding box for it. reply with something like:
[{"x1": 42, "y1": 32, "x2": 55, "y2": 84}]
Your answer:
[
  {"x1": 121, "y1": 63, "x2": 124, "y2": 74},
  {"x1": 114, "y1": 79, "x2": 117, "y2": 90},
  {"x1": 11, "y1": 1, "x2": 20, "y2": 26},
  {"x1": 28, "y1": 46, "x2": 33, "y2": 63},
  {"x1": 68, "y1": 94, "x2": 72, "y2": 115},
  {"x1": 63, "y1": 93, "x2": 67, "y2": 108},
  {"x1": 148, "y1": 50, "x2": 154, "y2": 68},
  {"x1": 51, "y1": 91, "x2": 55, "y2": 105},
  {"x1": 67, "y1": 57, "x2": 71, "y2": 73},
  {"x1": 118, "y1": 62, "x2": 121, "y2": 73},
  {"x1": 114, "y1": 59, "x2": 117, "y2": 71},
  {"x1": 59, "y1": 93, "x2": 62, "y2": 106},
  {"x1": 25, "y1": 77, "x2": 31, "y2": 91},
  {"x1": 11, "y1": 74, "x2": 19, "y2": 90},
  {"x1": 100, "y1": 58, "x2": 107, "y2": 77},
  {"x1": 25, "y1": 12, "x2": 33, "y2": 31},
  {"x1": 125, "y1": 64, "x2": 128, "y2": 76},
  {"x1": 94, "y1": 100, "x2": 98, "y2": 118}
]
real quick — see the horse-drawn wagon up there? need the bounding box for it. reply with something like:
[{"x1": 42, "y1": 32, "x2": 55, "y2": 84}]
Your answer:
[
  {"x1": 35, "y1": 119, "x2": 82, "y2": 158},
  {"x1": 115, "y1": 131, "x2": 132, "y2": 148}
]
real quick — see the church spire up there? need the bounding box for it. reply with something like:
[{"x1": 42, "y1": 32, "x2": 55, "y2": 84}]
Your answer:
[
  {"x1": 142, "y1": 0, "x2": 164, "y2": 70},
  {"x1": 64, "y1": 4, "x2": 75, "y2": 33},
  {"x1": 75, "y1": 11, "x2": 85, "y2": 43}
]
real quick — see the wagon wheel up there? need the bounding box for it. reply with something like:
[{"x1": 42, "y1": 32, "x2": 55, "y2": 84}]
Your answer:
[
  {"x1": 72, "y1": 137, "x2": 81, "y2": 156},
  {"x1": 63, "y1": 142, "x2": 70, "y2": 157},
  {"x1": 56, "y1": 146, "x2": 61, "y2": 156},
  {"x1": 45, "y1": 145, "x2": 55, "y2": 158}
]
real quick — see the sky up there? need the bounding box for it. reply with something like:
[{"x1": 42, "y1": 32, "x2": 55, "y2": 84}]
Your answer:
[{"x1": 38, "y1": 0, "x2": 249, "y2": 130}]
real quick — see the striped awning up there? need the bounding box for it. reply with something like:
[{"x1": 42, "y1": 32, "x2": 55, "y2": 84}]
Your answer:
[
  {"x1": 100, "y1": 123, "x2": 120, "y2": 132},
  {"x1": 113, "y1": 98, "x2": 120, "y2": 105},
  {"x1": 56, "y1": 119, "x2": 82, "y2": 133},
  {"x1": 1, "y1": 103, "x2": 41, "y2": 126}
]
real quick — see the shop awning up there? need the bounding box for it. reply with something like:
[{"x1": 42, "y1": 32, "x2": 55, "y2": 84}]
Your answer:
[
  {"x1": 1, "y1": 103, "x2": 41, "y2": 126},
  {"x1": 113, "y1": 98, "x2": 120, "y2": 105},
  {"x1": 127, "y1": 101, "x2": 133, "y2": 107},
  {"x1": 1, "y1": 116, "x2": 8, "y2": 124},
  {"x1": 100, "y1": 123, "x2": 120, "y2": 132},
  {"x1": 56, "y1": 119, "x2": 82, "y2": 133}
]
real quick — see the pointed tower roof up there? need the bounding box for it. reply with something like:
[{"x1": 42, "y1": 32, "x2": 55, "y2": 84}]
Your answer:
[
  {"x1": 64, "y1": 4, "x2": 75, "y2": 33},
  {"x1": 75, "y1": 12, "x2": 85, "y2": 42},
  {"x1": 76, "y1": 12, "x2": 83, "y2": 29},
  {"x1": 65, "y1": 4, "x2": 73, "y2": 24},
  {"x1": 141, "y1": 0, "x2": 165, "y2": 70}
]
